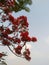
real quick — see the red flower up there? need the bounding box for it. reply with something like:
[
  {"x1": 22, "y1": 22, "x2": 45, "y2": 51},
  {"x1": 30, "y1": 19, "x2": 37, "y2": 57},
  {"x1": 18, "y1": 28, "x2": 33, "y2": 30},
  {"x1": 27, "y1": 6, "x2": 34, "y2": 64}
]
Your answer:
[
  {"x1": 13, "y1": 38, "x2": 21, "y2": 43},
  {"x1": 22, "y1": 21, "x2": 29, "y2": 27},
  {"x1": 2, "y1": 39, "x2": 11, "y2": 46},
  {"x1": 16, "y1": 16, "x2": 29, "y2": 27},
  {"x1": 23, "y1": 49, "x2": 31, "y2": 61},
  {"x1": 20, "y1": 32, "x2": 31, "y2": 42},
  {"x1": 9, "y1": 14, "x2": 19, "y2": 25},
  {"x1": 2, "y1": 32, "x2": 8, "y2": 38},
  {"x1": 9, "y1": 15, "x2": 29, "y2": 26},
  {"x1": 2, "y1": 28, "x2": 12, "y2": 38},
  {"x1": 4, "y1": 28, "x2": 13, "y2": 34},
  {"x1": 20, "y1": 31, "x2": 29, "y2": 37},
  {"x1": 25, "y1": 54, "x2": 31, "y2": 61},
  {"x1": 9, "y1": 14, "x2": 14, "y2": 23},
  {"x1": 14, "y1": 45, "x2": 22, "y2": 54},
  {"x1": 16, "y1": 16, "x2": 27, "y2": 24},
  {"x1": 26, "y1": 49, "x2": 30, "y2": 55},
  {"x1": 23, "y1": 49, "x2": 30, "y2": 56},
  {"x1": 31, "y1": 37, "x2": 37, "y2": 42},
  {"x1": 21, "y1": 36, "x2": 31, "y2": 42},
  {"x1": 18, "y1": 16, "x2": 27, "y2": 22}
]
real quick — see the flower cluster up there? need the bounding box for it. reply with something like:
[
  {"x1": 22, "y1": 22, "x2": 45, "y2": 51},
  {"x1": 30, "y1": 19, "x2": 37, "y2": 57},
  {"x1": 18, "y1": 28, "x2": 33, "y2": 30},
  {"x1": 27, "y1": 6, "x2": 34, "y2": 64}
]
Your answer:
[
  {"x1": 0, "y1": 14, "x2": 37, "y2": 61},
  {"x1": 0, "y1": 0, "x2": 37, "y2": 62},
  {"x1": 9, "y1": 14, "x2": 29, "y2": 27},
  {"x1": 14, "y1": 45, "x2": 22, "y2": 54},
  {"x1": 20, "y1": 31, "x2": 31, "y2": 42}
]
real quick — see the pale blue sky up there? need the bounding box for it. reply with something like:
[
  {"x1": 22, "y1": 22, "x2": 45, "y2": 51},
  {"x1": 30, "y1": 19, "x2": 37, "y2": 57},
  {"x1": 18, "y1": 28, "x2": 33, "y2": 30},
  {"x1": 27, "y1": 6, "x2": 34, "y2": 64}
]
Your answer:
[{"x1": 0, "y1": 0, "x2": 49, "y2": 65}]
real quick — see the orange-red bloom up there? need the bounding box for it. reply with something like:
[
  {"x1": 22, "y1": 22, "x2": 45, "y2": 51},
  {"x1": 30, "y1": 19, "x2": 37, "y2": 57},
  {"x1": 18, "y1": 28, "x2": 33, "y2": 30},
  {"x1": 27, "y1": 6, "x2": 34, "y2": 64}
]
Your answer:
[
  {"x1": 31, "y1": 37, "x2": 37, "y2": 42},
  {"x1": 4, "y1": 28, "x2": 13, "y2": 34},
  {"x1": 9, "y1": 14, "x2": 14, "y2": 23},
  {"x1": 13, "y1": 38, "x2": 21, "y2": 43},
  {"x1": 23, "y1": 49, "x2": 30, "y2": 56},
  {"x1": 20, "y1": 31, "x2": 29, "y2": 37},
  {"x1": 2, "y1": 39, "x2": 11, "y2": 46},
  {"x1": 25, "y1": 54, "x2": 31, "y2": 61},
  {"x1": 16, "y1": 16, "x2": 29, "y2": 27},
  {"x1": 14, "y1": 45, "x2": 22, "y2": 54},
  {"x1": 20, "y1": 31, "x2": 31, "y2": 42},
  {"x1": 21, "y1": 36, "x2": 31, "y2": 42}
]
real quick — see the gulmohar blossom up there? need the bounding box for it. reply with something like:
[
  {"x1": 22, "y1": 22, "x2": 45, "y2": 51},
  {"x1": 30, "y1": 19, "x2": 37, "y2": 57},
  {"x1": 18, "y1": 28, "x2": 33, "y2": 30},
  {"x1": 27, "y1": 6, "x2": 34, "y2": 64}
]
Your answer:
[{"x1": 0, "y1": 0, "x2": 37, "y2": 64}]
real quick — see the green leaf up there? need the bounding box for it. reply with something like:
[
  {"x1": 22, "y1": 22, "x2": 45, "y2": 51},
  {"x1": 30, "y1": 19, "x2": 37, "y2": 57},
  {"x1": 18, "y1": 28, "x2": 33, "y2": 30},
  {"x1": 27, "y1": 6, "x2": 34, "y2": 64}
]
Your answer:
[
  {"x1": 9, "y1": 0, "x2": 32, "y2": 12},
  {"x1": 25, "y1": 0, "x2": 32, "y2": 5},
  {"x1": 24, "y1": 7, "x2": 30, "y2": 12}
]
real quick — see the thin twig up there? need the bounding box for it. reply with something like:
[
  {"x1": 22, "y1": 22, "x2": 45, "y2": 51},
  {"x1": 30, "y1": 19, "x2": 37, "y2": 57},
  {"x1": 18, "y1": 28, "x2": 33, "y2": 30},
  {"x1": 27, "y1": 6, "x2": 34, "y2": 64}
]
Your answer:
[{"x1": 7, "y1": 46, "x2": 24, "y2": 58}]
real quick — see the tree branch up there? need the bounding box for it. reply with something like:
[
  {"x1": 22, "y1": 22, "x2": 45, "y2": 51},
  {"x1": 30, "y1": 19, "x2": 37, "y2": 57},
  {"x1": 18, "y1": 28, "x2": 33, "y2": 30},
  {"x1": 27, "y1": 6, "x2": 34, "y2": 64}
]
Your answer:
[{"x1": 7, "y1": 46, "x2": 24, "y2": 58}]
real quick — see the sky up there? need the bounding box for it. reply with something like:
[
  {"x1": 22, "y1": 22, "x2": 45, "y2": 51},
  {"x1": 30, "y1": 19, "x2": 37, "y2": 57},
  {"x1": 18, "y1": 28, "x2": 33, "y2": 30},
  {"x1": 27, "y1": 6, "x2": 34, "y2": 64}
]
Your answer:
[{"x1": 0, "y1": 0, "x2": 49, "y2": 65}]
